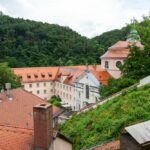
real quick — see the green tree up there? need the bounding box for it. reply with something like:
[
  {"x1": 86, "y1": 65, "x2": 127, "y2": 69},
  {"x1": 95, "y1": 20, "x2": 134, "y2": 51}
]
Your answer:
[
  {"x1": 48, "y1": 95, "x2": 62, "y2": 107},
  {"x1": 0, "y1": 63, "x2": 21, "y2": 89},
  {"x1": 121, "y1": 45, "x2": 150, "y2": 80}
]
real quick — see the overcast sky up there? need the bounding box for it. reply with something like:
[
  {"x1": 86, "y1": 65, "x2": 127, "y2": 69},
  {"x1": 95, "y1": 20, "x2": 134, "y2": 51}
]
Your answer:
[{"x1": 0, "y1": 0, "x2": 150, "y2": 38}]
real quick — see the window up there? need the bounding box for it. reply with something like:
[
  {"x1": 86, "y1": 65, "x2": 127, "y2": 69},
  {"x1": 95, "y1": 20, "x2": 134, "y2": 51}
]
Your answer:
[
  {"x1": 86, "y1": 85, "x2": 89, "y2": 99},
  {"x1": 116, "y1": 61, "x2": 122, "y2": 68},
  {"x1": 43, "y1": 82, "x2": 46, "y2": 86},
  {"x1": 37, "y1": 90, "x2": 40, "y2": 94},
  {"x1": 79, "y1": 92, "x2": 81, "y2": 98},
  {"x1": 34, "y1": 74, "x2": 38, "y2": 78},
  {"x1": 44, "y1": 90, "x2": 47, "y2": 94},
  {"x1": 105, "y1": 61, "x2": 109, "y2": 69},
  {"x1": 41, "y1": 73, "x2": 45, "y2": 78},
  {"x1": 27, "y1": 74, "x2": 31, "y2": 78},
  {"x1": 48, "y1": 73, "x2": 52, "y2": 77},
  {"x1": 36, "y1": 83, "x2": 39, "y2": 87},
  {"x1": 29, "y1": 84, "x2": 32, "y2": 88}
]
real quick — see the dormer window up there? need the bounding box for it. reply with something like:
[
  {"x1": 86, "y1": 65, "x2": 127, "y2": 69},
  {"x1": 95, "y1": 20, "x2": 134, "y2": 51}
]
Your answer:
[
  {"x1": 48, "y1": 73, "x2": 52, "y2": 77},
  {"x1": 34, "y1": 74, "x2": 38, "y2": 78},
  {"x1": 27, "y1": 74, "x2": 31, "y2": 78},
  {"x1": 41, "y1": 73, "x2": 45, "y2": 78},
  {"x1": 105, "y1": 61, "x2": 109, "y2": 69}
]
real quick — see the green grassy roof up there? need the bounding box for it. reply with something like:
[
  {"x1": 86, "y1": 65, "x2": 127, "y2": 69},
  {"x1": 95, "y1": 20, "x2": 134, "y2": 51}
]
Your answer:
[{"x1": 60, "y1": 84, "x2": 150, "y2": 150}]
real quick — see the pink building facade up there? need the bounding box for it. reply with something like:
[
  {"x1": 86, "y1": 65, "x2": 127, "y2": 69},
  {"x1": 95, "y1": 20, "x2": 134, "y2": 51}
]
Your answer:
[{"x1": 101, "y1": 28, "x2": 143, "y2": 79}]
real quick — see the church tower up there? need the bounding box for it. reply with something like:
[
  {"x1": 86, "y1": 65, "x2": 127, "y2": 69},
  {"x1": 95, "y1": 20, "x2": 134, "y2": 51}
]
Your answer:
[{"x1": 100, "y1": 27, "x2": 143, "y2": 79}]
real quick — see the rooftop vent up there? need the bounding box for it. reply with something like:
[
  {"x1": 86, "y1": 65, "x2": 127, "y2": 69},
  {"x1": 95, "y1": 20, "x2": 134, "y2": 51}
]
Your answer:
[{"x1": 5, "y1": 83, "x2": 13, "y2": 100}]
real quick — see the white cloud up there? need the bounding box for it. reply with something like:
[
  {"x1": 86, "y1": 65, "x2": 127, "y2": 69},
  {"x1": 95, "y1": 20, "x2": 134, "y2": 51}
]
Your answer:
[{"x1": 0, "y1": 0, "x2": 149, "y2": 38}]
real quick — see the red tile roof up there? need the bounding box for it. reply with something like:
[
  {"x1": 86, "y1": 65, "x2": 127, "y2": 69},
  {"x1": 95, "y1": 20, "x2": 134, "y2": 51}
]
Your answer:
[
  {"x1": 0, "y1": 88, "x2": 59, "y2": 129},
  {"x1": 109, "y1": 41, "x2": 143, "y2": 50},
  {"x1": 91, "y1": 140, "x2": 120, "y2": 150},
  {"x1": 101, "y1": 40, "x2": 144, "y2": 58},
  {"x1": 0, "y1": 126, "x2": 33, "y2": 150},
  {"x1": 13, "y1": 65, "x2": 110, "y2": 85},
  {"x1": 13, "y1": 67, "x2": 59, "y2": 83},
  {"x1": 101, "y1": 49, "x2": 130, "y2": 58}
]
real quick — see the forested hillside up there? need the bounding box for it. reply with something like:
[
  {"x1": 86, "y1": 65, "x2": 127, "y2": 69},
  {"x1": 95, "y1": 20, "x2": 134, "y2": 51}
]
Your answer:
[
  {"x1": 60, "y1": 84, "x2": 150, "y2": 150},
  {"x1": 0, "y1": 14, "x2": 149, "y2": 67},
  {"x1": 0, "y1": 15, "x2": 101, "y2": 67}
]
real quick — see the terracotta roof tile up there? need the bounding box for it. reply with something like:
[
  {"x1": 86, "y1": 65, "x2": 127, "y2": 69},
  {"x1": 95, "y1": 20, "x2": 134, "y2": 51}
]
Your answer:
[
  {"x1": 101, "y1": 40, "x2": 144, "y2": 58},
  {"x1": 13, "y1": 67, "x2": 59, "y2": 83},
  {"x1": 0, "y1": 126, "x2": 33, "y2": 150},
  {"x1": 0, "y1": 88, "x2": 59, "y2": 129},
  {"x1": 13, "y1": 65, "x2": 110, "y2": 86},
  {"x1": 101, "y1": 49, "x2": 130, "y2": 58},
  {"x1": 109, "y1": 41, "x2": 143, "y2": 50},
  {"x1": 91, "y1": 140, "x2": 120, "y2": 150}
]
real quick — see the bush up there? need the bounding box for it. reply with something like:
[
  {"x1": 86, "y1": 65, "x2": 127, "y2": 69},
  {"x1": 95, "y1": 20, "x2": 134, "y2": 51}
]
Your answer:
[
  {"x1": 100, "y1": 77, "x2": 136, "y2": 98},
  {"x1": 48, "y1": 95, "x2": 61, "y2": 107}
]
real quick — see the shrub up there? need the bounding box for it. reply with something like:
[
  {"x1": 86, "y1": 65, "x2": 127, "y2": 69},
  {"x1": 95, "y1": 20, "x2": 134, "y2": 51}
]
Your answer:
[{"x1": 48, "y1": 95, "x2": 61, "y2": 107}]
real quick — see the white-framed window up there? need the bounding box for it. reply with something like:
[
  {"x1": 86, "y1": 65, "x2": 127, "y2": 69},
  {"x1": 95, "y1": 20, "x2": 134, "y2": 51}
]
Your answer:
[
  {"x1": 44, "y1": 82, "x2": 46, "y2": 86},
  {"x1": 37, "y1": 90, "x2": 40, "y2": 94},
  {"x1": 37, "y1": 83, "x2": 39, "y2": 87},
  {"x1": 29, "y1": 84, "x2": 32, "y2": 88},
  {"x1": 44, "y1": 90, "x2": 47, "y2": 94}
]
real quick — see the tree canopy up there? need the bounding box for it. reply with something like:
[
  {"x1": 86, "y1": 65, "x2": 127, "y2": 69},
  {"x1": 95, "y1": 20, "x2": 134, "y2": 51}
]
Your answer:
[
  {"x1": 0, "y1": 15, "x2": 103, "y2": 67},
  {"x1": 0, "y1": 63, "x2": 21, "y2": 89}
]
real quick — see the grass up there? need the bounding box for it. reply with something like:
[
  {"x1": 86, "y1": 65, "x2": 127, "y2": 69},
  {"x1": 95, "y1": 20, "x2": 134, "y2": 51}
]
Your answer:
[{"x1": 60, "y1": 84, "x2": 150, "y2": 150}]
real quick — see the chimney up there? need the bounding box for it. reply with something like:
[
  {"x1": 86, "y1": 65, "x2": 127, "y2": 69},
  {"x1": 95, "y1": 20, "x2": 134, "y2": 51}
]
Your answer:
[
  {"x1": 5, "y1": 83, "x2": 13, "y2": 100},
  {"x1": 33, "y1": 103, "x2": 53, "y2": 150}
]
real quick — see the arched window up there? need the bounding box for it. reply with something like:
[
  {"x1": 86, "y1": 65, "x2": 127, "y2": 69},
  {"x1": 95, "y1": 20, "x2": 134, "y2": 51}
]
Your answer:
[
  {"x1": 105, "y1": 61, "x2": 109, "y2": 69},
  {"x1": 116, "y1": 61, "x2": 122, "y2": 68},
  {"x1": 86, "y1": 85, "x2": 89, "y2": 99}
]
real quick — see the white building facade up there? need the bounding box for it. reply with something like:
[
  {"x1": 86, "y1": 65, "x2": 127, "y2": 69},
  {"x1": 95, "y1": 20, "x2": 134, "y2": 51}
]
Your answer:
[
  {"x1": 72, "y1": 69, "x2": 100, "y2": 111},
  {"x1": 13, "y1": 65, "x2": 110, "y2": 111}
]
